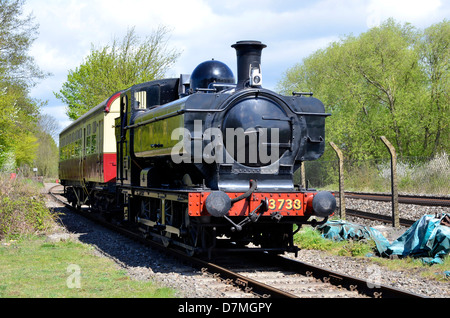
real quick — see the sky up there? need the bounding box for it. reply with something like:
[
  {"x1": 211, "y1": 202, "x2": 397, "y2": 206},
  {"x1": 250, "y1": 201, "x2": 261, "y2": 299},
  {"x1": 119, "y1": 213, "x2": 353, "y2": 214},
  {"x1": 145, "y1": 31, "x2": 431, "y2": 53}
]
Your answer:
[{"x1": 23, "y1": 0, "x2": 449, "y2": 137}]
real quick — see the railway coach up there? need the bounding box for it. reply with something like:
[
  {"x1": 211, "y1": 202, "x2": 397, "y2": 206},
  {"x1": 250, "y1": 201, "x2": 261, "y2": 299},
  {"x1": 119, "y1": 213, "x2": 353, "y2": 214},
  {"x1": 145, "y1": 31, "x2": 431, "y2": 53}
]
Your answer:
[{"x1": 59, "y1": 91, "x2": 121, "y2": 211}]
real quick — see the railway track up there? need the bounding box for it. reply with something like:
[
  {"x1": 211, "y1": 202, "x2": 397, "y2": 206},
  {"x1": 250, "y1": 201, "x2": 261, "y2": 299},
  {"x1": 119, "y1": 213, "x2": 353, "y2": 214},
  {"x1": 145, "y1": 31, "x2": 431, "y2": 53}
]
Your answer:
[
  {"x1": 199, "y1": 252, "x2": 427, "y2": 298},
  {"x1": 337, "y1": 192, "x2": 450, "y2": 207},
  {"x1": 345, "y1": 209, "x2": 416, "y2": 227},
  {"x1": 48, "y1": 184, "x2": 427, "y2": 299},
  {"x1": 333, "y1": 191, "x2": 449, "y2": 226}
]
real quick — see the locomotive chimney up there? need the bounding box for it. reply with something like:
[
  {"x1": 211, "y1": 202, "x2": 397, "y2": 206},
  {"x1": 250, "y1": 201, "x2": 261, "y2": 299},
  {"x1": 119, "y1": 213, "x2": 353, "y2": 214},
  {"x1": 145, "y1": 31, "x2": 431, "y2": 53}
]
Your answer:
[{"x1": 232, "y1": 40, "x2": 267, "y2": 88}]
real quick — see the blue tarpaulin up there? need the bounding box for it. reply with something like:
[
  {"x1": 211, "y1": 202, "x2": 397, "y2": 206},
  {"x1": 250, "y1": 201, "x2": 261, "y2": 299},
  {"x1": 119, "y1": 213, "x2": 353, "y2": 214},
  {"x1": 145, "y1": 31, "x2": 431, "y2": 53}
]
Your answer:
[
  {"x1": 318, "y1": 219, "x2": 391, "y2": 255},
  {"x1": 317, "y1": 214, "x2": 450, "y2": 265},
  {"x1": 386, "y1": 214, "x2": 450, "y2": 264}
]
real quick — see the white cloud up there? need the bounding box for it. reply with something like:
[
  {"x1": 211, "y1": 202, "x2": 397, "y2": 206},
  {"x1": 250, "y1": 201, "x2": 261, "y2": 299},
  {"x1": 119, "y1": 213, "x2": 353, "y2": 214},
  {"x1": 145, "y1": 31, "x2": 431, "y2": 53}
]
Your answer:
[
  {"x1": 22, "y1": 0, "x2": 449, "y2": 134},
  {"x1": 91, "y1": 0, "x2": 215, "y2": 37},
  {"x1": 30, "y1": 43, "x2": 76, "y2": 75},
  {"x1": 367, "y1": 0, "x2": 444, "y2": 28},
  {"x1": 40, "y1": 103, "x2": 72, "y2": 132}
]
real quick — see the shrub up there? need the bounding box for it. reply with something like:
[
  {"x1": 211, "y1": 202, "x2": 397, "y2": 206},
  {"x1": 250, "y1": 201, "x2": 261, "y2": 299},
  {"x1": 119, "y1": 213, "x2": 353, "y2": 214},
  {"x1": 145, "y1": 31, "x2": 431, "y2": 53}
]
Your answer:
[{"x1": 0, "y1": 175, "x2": 55, "y2": 240}]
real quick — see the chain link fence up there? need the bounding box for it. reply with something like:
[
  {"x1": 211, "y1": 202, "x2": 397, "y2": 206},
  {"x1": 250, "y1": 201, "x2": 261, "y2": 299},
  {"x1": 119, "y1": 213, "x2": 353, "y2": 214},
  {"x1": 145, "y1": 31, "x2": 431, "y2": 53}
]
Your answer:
[
  {"x1": 295, "y1": 146, "x2": 449, "y2": 227},
  {"x1": 298, "y1": 152, "x2": 449, "y2": 195}
]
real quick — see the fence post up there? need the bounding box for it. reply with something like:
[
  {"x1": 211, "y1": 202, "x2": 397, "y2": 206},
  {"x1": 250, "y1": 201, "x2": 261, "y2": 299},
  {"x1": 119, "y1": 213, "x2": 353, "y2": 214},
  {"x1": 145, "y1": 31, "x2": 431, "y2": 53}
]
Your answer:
[
  {"x1": 300, "y1": 162, "x2": 306, "y2": 188},
  {"x1": 380, "y1": 136, "x2": 400, "y2": 228},
  {"x1": 329, "y1": 142, "x2": 345, "y2": 220}
]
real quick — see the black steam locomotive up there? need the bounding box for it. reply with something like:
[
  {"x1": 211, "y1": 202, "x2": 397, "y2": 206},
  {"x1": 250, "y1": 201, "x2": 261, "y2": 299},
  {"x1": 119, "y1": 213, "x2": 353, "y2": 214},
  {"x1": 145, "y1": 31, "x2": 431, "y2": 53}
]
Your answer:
[{"x1": 62, "y1": 40, "x2": 336, "y2": 256}]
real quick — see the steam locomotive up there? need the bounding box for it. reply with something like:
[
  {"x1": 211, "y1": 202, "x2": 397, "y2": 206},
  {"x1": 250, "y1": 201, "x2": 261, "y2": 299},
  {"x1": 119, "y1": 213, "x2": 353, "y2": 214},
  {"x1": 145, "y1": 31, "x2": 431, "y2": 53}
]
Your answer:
[{"x1": 59, "y1": 41, "x2": 336, "y2": 256}]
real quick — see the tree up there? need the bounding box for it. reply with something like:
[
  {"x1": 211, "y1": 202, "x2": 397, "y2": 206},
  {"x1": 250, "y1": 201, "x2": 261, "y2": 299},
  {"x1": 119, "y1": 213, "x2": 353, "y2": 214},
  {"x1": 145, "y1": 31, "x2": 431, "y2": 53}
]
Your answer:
[
  {"x1": 32, "y1": 115, "x2": 59, "y2": 177},
  {"x1": 38, "y1": 113, "x2": 60, "y2": 141},
  {"x1": 0, "y1": 0, "x2": 48, "y2": 87},
  {"x1": 55, "y1": 25, "x2": 181, "y2": 120},
  {"x1": 344, "y1": 20, "x2": 424, "y2": 157},
  {"x1": 14, "y1": 133, "x2": 38, "y2": 167},
  {"x1": 33, "y1": 131, "x2": 58, "y2": 177},
  {"x1": 418, "y1": 20, "x2": 449, "y2": 156},
  {"x1": 0, "y1": 0, "x2": 49, "y2": 170},
  {"x1": 29, "y1": 114, "x2": 59, "y2": 177},
  {"x1": 278, "y1": 19, "x2": 445, "y2": 160},
  {"x1": 0, "y1": 82, "x2": 43, "y2": 170}
]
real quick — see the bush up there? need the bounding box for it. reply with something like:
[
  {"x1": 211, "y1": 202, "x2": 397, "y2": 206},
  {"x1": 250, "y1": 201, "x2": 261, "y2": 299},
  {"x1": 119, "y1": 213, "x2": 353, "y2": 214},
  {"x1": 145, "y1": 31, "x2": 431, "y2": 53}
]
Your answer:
[
  {"x1": 0, "y1": 175, "x2": 56, "y2": 240},
  {"x1": 378, "y1": 152, "x2": 450, "y2": 194}
]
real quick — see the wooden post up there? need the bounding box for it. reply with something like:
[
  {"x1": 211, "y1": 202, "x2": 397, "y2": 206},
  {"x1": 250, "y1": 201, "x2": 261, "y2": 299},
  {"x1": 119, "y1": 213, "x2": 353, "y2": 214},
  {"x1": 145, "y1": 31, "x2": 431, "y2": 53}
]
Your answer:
[
  {"x1": 300, "y1": 162, "x2": 306, "y2": 188},
  {"x1": 329, "y1": 142, "x2": 345, "y2": 220},
  {"x1": 380, "y1": 136, "x2": 400, "y2": 228}
]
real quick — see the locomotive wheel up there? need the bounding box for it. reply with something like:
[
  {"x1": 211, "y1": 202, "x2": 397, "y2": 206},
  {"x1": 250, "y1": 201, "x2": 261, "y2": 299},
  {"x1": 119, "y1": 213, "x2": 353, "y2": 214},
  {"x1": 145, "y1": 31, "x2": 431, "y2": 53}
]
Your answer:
[
  {"x1": 259, "y1": 225, "x2": 292, "y2": 254},
  {"x1": 140, "y1": 199, "x2": 151, "y2": 219},
  {"x1": 183, "y1": 224, "x2": 199, "y2": 256},
  {"x1": 183, "y1": 211, "x2": 202, "y2": 256},
  {"x1": 72, "y1": 201, "x2": 81, "y2": 211}
]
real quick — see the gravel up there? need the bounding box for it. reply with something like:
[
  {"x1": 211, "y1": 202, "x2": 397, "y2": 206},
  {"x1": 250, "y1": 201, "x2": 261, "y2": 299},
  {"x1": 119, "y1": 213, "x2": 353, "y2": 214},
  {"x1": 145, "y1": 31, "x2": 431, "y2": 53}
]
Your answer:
[
  {"x1": 45, "y1": 188, "x2": 251, "y2": 298},
  {"x1": 344, "y1": 197, "x2": 450, "y2": 242},
  {"x1": 44, "y1": 184, "x2": 449, "y2": 298},
  {"x1": 290, "y1": 198, "x2": 450, "y2": 298}
]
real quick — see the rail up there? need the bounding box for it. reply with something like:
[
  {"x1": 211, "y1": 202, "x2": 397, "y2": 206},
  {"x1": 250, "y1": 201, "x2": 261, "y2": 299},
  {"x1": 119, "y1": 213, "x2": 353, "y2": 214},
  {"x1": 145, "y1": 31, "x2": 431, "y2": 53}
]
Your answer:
[
  {"x1": 338, "y1": 192, "x2": 450, "y2": 207},
  {"x1": 48, "y1": 185, "x2": 426, "y2": 299}
]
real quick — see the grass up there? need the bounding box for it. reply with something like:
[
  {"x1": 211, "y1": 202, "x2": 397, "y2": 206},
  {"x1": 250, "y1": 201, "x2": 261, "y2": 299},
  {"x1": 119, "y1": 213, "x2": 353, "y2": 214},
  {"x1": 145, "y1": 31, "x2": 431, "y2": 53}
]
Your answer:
[
  {"x1": 294, "y1": 226, "x2": 450, "y2": 282},
  {"x1": 294, "y1": 225, "x2": 376, "y2": 257},
  {"x1": 370, "y1": 255, "x2": 450, "y2": 281},
  {"x1": 0, "y1": 176, "x2": 370, "y2": 296},
  {"x1": 0, "y1": 175, "x2": 177, "y2": 298},
  {"x1": 0, "y1": 236, "x2": 176, "y2": 298}
]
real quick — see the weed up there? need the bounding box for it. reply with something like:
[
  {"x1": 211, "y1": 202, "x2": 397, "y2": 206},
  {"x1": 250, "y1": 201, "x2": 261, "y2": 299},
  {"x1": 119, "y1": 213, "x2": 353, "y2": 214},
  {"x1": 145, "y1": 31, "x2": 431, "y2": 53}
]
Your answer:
[
  {"x1": 0, "y1": 174, "x2": 56, "y2": 240},
  {"x1": 295, "y1": 226, "x2": 376, "y2": 257}
]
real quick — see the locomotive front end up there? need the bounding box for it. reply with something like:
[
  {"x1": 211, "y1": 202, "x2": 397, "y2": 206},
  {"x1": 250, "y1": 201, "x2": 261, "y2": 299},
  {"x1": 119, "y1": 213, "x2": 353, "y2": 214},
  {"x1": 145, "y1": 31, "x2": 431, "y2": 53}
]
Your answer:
[{"x1": 185, "y1": 41, "x2": 336, "y2": 250}]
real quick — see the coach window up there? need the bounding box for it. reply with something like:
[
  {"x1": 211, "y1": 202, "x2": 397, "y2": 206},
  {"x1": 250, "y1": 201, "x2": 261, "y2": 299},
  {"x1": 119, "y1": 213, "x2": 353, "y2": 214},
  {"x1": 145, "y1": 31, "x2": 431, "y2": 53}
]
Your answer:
[
  {"x1": 75, "y1": 138, "x2": 80, "y2": 157},
  {"x1": 70, "y1": 132, "x2": 75, "y2": 158},
  {"x1": 98, "y1": 120, "x2": 103, "y2": 154},
  {"x1": 60, "y1": 137, "x2": 64, "y2": 160},
  {"x1": 91, "y1": 122, "x2": 97, "y2": 153},
  {"x1": 86, "y1": 124, "x2": 91, "y2": 155},
  {"x1": 91, "y1": 134, "x2": 97, "y2": 154},
  {"x1": 134, "y1": 90, "x2": 147, "y2": 110},
  {"x1": 83, "y1": 128, "x2": 86, "y2": 156},
  {"x1": 147, "y1": 85, "x2": 161, "y2": 109}
]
